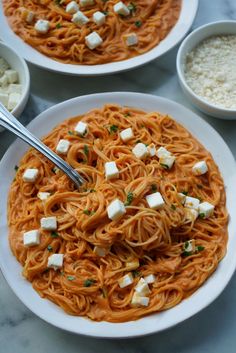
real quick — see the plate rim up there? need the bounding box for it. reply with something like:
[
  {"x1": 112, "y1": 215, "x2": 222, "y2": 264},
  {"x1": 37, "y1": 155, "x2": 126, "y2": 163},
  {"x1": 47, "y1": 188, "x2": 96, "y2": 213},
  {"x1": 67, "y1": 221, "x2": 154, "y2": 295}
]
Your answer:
[
  {"x1": 0, "y1": 0, "x2": 199, "y2": 76},
  {"x1": 1, "y1": 92, "x2": 236, "y2": 338}
]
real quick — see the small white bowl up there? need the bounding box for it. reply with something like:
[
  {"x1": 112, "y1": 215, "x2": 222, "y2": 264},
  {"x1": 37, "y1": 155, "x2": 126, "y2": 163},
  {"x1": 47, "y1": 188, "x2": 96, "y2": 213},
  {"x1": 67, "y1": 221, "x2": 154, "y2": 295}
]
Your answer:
[
  {"x1": 177, "y1": 21, "x2": 236, "y2": 120},
  {"x1": 0, "y1": 41, "x2": 30, "y2": 127}
]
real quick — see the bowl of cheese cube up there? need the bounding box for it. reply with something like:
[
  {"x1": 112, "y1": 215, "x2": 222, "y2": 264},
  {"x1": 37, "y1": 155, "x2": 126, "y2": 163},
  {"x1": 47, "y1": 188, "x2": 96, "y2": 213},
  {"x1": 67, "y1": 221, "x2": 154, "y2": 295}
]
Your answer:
[{"x1": 0, "y1": 41, "x2": 30, "y2": 129}]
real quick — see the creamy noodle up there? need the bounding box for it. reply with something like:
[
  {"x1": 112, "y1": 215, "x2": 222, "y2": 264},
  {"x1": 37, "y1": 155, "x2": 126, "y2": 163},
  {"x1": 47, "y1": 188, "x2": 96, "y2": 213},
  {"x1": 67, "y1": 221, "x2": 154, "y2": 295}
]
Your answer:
[
  {"x1": 8, "y1": 104, "x2": 228, "y2": 322},
  {"x1": 3, "y1": 0, "x2": 181, "y2": 65}
]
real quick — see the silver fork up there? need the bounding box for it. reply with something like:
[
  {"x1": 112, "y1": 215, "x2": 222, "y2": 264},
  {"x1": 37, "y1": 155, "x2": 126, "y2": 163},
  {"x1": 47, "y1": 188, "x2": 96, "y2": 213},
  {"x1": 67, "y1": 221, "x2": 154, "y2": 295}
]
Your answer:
[{"x1": 0, "y1": 103, "x2": 85, "y2": 188}]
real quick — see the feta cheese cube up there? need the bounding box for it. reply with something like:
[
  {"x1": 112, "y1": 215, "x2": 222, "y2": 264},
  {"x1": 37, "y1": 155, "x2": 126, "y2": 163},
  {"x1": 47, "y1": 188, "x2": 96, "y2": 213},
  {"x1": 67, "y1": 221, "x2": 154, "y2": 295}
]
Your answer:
[
  {"x1": 135, "y1": 278, "x2": 150, "y2": 296},
  {"x1": 107, "y1": 198, "x2": 126, "y2": 221},
  {"x1": 118, "y1": 273, "x2": 133, "y2": 288},
  {"x1": 0, "y1": 57, "x2": 9, "y2": 72},
  {"x1": 131, "y1": 292, "x2": 149, "y2": 307},
  {"x1": 23, "y1": 229, "x2": 40, "y2": 247},
  {"x1": 144, "y1": 274, "x2": 156, "y2": 284},
  {"x1": 183, "y1": 239, "x2": 195, "y2": 253},
  {"x1": 184, "y1": 208, "x2": 198, "y2": 222},
  {"x1": 105, "y1": 161, "x2": 119, "y2": 180},
  {"x1": 184, "y1": 196, "x2": 200, "y2": 210},
  {"x1": 198, "y1": 201, "x2": 214, "y2": 219},
  {"x1": 23, "y1": 168, "x2": 39, "y2": 182},
  {"x1": 178, "y1": 192, "x2": 186, "y2": 205},
  {"x1": 113, "y1": 1, "x2": 130, "y2": 16},
  {"x1": 0, "y1": 74, "x2": 8, "y2": 86},
  {"x1": 147, "y1": 143, "x2": 156, "y2": 157},
  {"x1": 132, "y1": 143, "x2": 149, "y2": 159},
  {"x1": 8, "y1": 84, "x2": 22, "y2": 94},
  {"x1": 66, "y1": 1, "x2": 79, "y2": 14},
  {"x1": 72, "y1": 11, "x2": 89, "y2": 26},
  {"x1": 159, "y1": 155, "x2": 175, "y2": 169},
  {"x1": 34, "y1": 19, "x2": 50, "y2": 34},
  {"x1": 8, "y1": 93, "x2": 21, "y2": 110},
  {"x1": 56, "y1": 139, "x2": 70, "y2": 155},
  {"x1": 0, "y1": 93, "x2": 8, "y2": 107},
  {"x1": 93, "y1": 246, "x2": 109, "y2": 257},
  {"x1": 126, "y1": 259, "x2": 139, "y2": 270},
  {"x1": 146, "y1": 192, "x2": 165, "y2": 210},
  {"x1": 40, "y1": 216, "x2": 57, "y2": 230},
  {"x1": 80, "y1": 0, "x2": 94, "y2": 6},
  {"x1": 74, "y1": 121, "x2": 88, "y2": 136},
  {"x1": 93, "y1": 11, "x2": 106, "y2": 26},
  {"x1": 120, "y1": 127, "x2": 134, "y2": 142},
  {"x1": 157, "y1": 146, "x2": 171, "y2": 158},
  {"x1": 37, "y1": 192, "x2": 51, "y2": 201},
  {"x1": 124, "y1": 33, "x2": 138, "y2": 46},
  {"x1": 47, "y1": 254, "x2": 64, "y2": 270},
  {"x1": 192, "y1": 161, "x2": 208, "y2": 176},
  {"x1": 85, "y1": 31, "x2": 103, "y2": 50}
]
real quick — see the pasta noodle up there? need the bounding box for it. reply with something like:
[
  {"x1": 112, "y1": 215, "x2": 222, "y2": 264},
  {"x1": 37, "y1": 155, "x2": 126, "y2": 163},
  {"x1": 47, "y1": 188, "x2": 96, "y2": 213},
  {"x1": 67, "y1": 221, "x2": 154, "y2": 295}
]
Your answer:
[
  {"x1": 8, "y1": 104, "x2": 228, "y2": 322},
  {"x1": 3, "y1": 0, "x2": 182, "y2": 65}
]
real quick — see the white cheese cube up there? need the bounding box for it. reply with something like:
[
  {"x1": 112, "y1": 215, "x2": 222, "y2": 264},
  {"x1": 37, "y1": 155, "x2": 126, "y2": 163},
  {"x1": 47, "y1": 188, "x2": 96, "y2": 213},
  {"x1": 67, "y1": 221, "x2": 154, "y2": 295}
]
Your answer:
[
  {"x1": 23, "y1": 168, "x2": 39, "y2": 182},
  {"x1": 20, "y1": 8, "x2": 35, "y2": 23},
  {"x1": 8, "y1": 84, "x2": 22, "y2": 94},
  {"x1": 146, "y1": 192, "x2": 165, "y2": 210},
  {"x1": 144, "y1": 274, "x2": 156, "y2": 284},
  {"x1": 132, "y1": 143, "x2": 149, "y2": 159},
  {"x1": 192, "y1": 161, "x2": 208, "y2": 176},
  {"x1": 107, "y1": 198, "x2": 126, "y2": 221},
  {"x1": 93, "y1": 11, "x2": 106, "y2": 26},
  {"x1": 8, "y1": 93, "x2": 21, "y2": 110},
  {"x1": 184, "y1": 196, "x2": 200, "y2": 210},
  {"x1": 126, "y1": 259, "x2": 139, "y2": 270},
  {"x1": 72, "y1": 11, "x2": 89, "y2": 26},
  {"x1": 131, "y1": 292, "x2": 149, "y2": 307},
  {"x1": 93, "y1": 246, "x2": 109, "y2": 257},
  {"x1": 85, "y1": 31, "x2": 103, "y2": 50},
  {"x1": 80, "y1": 0, "x2": 94, "y2": 5},
  {"x1": 135, "y1": 278, "x2": 150, "y2": 296},
  {"x1": 120, "y1": 127, "x2": 134, "y2": 142},
  {"x1": 66, "y1": 1, "x2": 79, "y2": 14},
  {"x1": 37, "y1": 191, "x2": 51, "y2": 201},
  {"x1": 0, "y1": 93, "x2": 8, "y2": 107},
  {"x1": 178, "y1": 192, "x2": 186, "y2": 205},
  {"x1": 118, "y1": 273, "x2": 133, "y2": 288},
  {"x1": 147, "y1": 143, "x2": 156, "y2": 157},
  {"x1": 74, "y1": 121, "x2": 88, "y2": 136},
  {"x1": 47, "y1": 254, "x2": 64, "y2": 270},
  {"x1": 35, "y1": 19, "x2": 50, "y2": 34},
  {"x1": 184, "y1": 208, "x2": 198, "y2": 222},
  {"x1": 198, "y1": 201, "x2": 214, "y2": 219},
  {"x1": 23, "y1": 229, "x2": 40, "y2": 247},
  {"x1": 114, "y1": 1, "x2": 130, "y2": 16},
  {"x1": 159, "y1": 155, "x2": 175, "y2": 169},
  {"x1": 124, "y1": 33, "x2": 138, "y2": 46},
  {"x1": 157, "y1": 146, "x2": 171, "y2": 158},
  {"x1": 0, "y1": 57, "x2": 9, "y2": 72},
  {"x1": 40, "y1": 216, "x2": 57, "y2": 230},
  {"x1": 0, "y1": 74, "x2": 8, "y2": 86},
  {"x1": 56, "y1": 139, "x2": 70, "y2": 155},
  {"x1": 183, "y1": 239, "x2": 195, "y2": 253},
  {"x1": 105, "y1": 161, "x2": 119, "y2": 180}
]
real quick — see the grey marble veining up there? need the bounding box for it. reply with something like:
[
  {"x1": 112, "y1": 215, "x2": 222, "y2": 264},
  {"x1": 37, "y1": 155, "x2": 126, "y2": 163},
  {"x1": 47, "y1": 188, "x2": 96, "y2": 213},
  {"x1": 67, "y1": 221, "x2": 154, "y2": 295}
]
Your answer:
[{"x1": 1, "y1": 0, "x2": 236, "y2": 352}]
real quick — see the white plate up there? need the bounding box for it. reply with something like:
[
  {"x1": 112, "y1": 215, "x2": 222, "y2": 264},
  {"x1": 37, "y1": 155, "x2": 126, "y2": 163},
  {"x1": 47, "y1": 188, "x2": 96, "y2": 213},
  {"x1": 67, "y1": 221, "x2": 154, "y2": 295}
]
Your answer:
[
  {"x1": 0, "y1": 0, "x2": 198, "y2": 76},
  {"x1": 0, "y1": 92, "x2": 236, "y2": 338}
]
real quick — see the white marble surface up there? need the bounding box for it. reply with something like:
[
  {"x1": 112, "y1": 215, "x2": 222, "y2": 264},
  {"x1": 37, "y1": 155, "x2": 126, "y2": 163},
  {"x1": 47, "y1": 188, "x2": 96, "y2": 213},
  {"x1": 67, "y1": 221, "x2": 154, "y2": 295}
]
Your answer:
[{"x1": 1, "y1": 0, "x2": 236, "y2": 352}]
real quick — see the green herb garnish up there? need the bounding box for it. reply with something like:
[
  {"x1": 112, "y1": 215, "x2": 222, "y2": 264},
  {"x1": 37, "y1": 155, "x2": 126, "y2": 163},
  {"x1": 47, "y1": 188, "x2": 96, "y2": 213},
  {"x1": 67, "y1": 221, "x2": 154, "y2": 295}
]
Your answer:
[
  {"x1": 125, "y1": 191, "x2": 134, "y2": 206},
  {"x1": 51, "y1": 231, "x2": 59, "y2": 238},
  {"x1": 83, "y1": 144, "x2": 89, "y2": 158},
  {"x1": 67, "y1": 275, "x2": 75, "y2": 281},
  {"x1": 84, "y1": 278, "x2": 96, "y2": 287},
  {"x1": 124, "y1": 112, "x2": 131, "y2": 117},
  {"x1": 103, "y1": 11, "x2": 108, "y2": 15},
  {"x1": 128, "y1": 2, "x2": 137, "y2": 13},
  {"x1": 135, "y1": 20, "x2": 142, "y2": 27},
  {"x1": 132, "y1": 270, "x2": 140, "y2": 278},
  {"x1": 56, "y1": 23, "x2": 61, "y2": 29},
  {"x1": 83, "y1": 209, "x2": 91, "y2": 216},
  {"x1": 90, "y1": 189, "x2": 96, "y2": 193},
  {"x1": 171, "y1": 204, "x2": 176, "y2": 210},
  {"x1": 160, "y1": 163, "x2": 169, "y2": 169},
  {"x1": 109, "y1": 125, "x2": 118, "y2": 133},
  {"x1": 182, "y1": 251, "x2": 192, "y2": 257},
  {"x1": 55, "y1": 0, "x2": 62, "y2": 6},
  {"x1": 196, "y1": 245, "x2": 205, "y2": 252},
  {"x1": 47, "y1": 245, "x2": 53, "y2": 252},
  {"x1": 182, "y1": 190, "x2": 188, "y2": 196},
  {"x1": 151, "y1": 184, "x2": 157, "y2": 193},
  {"x1": 199, "y1": 213, "x2": 205, "y2": 219},
  {"x1": 68, "y1": 130, "x2": 74, "y2": 135}
]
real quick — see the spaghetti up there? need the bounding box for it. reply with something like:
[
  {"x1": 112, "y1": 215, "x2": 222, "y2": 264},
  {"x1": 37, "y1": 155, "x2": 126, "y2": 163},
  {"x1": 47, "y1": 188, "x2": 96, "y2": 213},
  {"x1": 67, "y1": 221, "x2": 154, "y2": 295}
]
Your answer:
[
  {"x1": 3, "y1": 0, "x2": 182, "y2": 65},
  {"x1": 8, "y1": 104, "x2": 228, "y2": 322}
]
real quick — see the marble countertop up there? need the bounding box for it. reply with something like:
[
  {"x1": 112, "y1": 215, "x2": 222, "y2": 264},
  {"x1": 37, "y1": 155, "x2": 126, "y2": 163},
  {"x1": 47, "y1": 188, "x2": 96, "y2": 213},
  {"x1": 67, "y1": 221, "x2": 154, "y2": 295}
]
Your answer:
[{"x1": 1, "y1": 0, "x2": 236, "y2": 352}]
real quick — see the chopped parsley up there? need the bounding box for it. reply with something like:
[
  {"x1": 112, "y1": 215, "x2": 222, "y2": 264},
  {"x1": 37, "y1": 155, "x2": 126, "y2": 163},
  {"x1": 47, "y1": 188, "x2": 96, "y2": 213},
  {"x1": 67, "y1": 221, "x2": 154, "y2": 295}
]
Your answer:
[
  {"x1": 124, "y1": 191, "x2": 134, "y2": 206},
  {"x1": 55, "y1": 0, "x2": 62, "y2": 6},
  {"x1": 83, "y1": 144, "x2": 89, "y2": 158},
  {"x1": 199, "y1": 213, "x2": 205, "y2": 219},
  {"x1": 68, "y1": 130, "x2": 74, "y2": 135},
  {"x1": 89, "y1": 189, "x2": 96, "y2": 193},
  {"x1": 160, "y1": 163, "x2": 169, "y2": 169},
  {"x1": 67, "y1": 275, "x2": 75, "y2": 281},
  {"x1": 124, "y1": 112, "x2": 131, "y2": 117},
  {"x1": 56, "y1": 23, "x2": 61, "y2": 29},
  {"x1": 47, "y1": 245, "x2": 53, "y2": 252},
  {"x1": 103, "y1": 11, "x2": 108, "y2": 15},
  {"x1": 181, "y1": 190, "x2": 188, "y2": 196},
  {"x1": 51, "y1": 231, "x2": 59, "y2": 238},
  {"x1": 14, "y1": 165, "x2": 19, "y2": 171},
  {"x1": 151, "y1": 184, "x2": 157, "y2": 193},
  {"x1": 83, "y1": 209, "x2": 95, "y2": 216},
  {"x1": 84, "y1": 278, "x2": 96, "y2": 287},
  {"x1": 128, "y1": 2, "x2": 137, "y2": 13},
  {"x1": 109, "y1": 125, "x2": 118, "y2": 133},
  {"x1": 135, "y1": 20, "x2": 142, "y2": 27},
  {"x1": 132, "y1": 270, "x2": 140, "y2": 278},
  {"x1": 182, "y1": 251, "x2": 192, "y2": 257},
  {"x1": 196, "y1": 245, "x2": 205, "y2": 252},
  {"x1": 171, "y1": 204, "x2": 176, "y2": 210}
]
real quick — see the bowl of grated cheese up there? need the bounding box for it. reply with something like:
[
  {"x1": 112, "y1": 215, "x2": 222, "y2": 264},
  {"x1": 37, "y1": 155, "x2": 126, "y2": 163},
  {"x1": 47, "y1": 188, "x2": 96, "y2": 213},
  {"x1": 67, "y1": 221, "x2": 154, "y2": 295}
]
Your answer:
[{"x1": 176, "y1": 20, "x2": 236, "y2": 120}]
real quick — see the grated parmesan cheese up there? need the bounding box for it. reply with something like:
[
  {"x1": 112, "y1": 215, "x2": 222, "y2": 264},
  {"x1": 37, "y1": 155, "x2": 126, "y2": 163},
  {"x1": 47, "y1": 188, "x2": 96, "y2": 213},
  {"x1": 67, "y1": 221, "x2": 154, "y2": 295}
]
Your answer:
[{"x1": 184, "y1": 35, "x2": 236, "y2": 109}]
